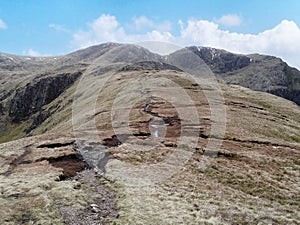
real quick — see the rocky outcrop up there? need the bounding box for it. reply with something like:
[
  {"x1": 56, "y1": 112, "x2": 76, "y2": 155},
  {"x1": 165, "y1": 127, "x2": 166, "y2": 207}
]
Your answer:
[
  {"x1": 0, "y1": 43, "x2": 299, "y2": 145},
  {"x1": 120, "y1": 61, "x2": 182, "y2": 72},
  {"x1": 25, "y1": 110, "x2": 51, "y2": 133},
  {"x1": 8, "y1": 71, "x2": 81, "y2": 122},
  {"x1": 0, "y1": 134, "x2": 118, "y2": 224},
  {"x1": 0, "y1": 47, "x2": 299, "y2": 224},
  {"x1": 187, "y1": 46, "x2": 251, "y2": 73},
  {"x1": 275, "y1": 64, "x2": 300, "y2": 105},
  {"x1": 180, "y1": 46, "x2": 300, "y2": 105}
]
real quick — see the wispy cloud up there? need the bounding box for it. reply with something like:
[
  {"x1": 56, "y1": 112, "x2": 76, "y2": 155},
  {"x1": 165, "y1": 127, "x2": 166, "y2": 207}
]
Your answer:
[
  {"x1": 132, "y1": 16, "x2": 172, "y2": 32},
  {"x1": 49, "y1": 23, "x2": 70, "y2": 32},
  {"x1": 0, "y1": 19, "x2": 7, "y2": 29},
  {"x1": 215, "y1": 14, "x2": 243, "y2": 27},
  {"x1": 23, "y1": 49, "x2": 41, "y2": 56},
  {"x1": 71, "y1": 14, "x2": 300, "y2": 69},
  {"x1": 133, "y1": 16, "x2": 154, "y2": 31}
]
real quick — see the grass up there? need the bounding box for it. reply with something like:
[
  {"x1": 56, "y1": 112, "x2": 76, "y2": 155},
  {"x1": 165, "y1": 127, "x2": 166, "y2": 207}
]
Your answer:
[
  {"x1": 290, "y1": 135, "x2": 300, "y2": 143},
  {"x1": 204, "y1": 157, "x2": 299, "y2": 206},
  {"x1": 1, "y1": 68, "x2": 300, "y2": 224},
  {"x1": 0, "y1": 122, "x2": 30, "y2": 144}
]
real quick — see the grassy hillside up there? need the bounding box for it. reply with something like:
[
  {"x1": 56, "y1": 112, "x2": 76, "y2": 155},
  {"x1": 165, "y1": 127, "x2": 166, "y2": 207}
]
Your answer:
[{"x1": 0, "y1": 44, "x2": 299, "y2": 224}]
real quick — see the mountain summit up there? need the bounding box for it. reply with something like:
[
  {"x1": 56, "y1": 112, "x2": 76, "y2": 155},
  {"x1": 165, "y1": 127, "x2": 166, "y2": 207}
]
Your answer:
[{"x1": 0, "y1": 43, "x2": 299, "y2": 224}]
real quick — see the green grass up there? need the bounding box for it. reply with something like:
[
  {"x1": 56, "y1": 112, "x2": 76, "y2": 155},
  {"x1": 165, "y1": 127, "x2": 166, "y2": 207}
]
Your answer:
[
  {"x1": 204, "y1": 164, "x2": 298, "y2": 206},
  {"x1": 290, "y1": 134, "x2": 300, "y2": 143},
  {"x1": 0, "y1": 122, "x2": 30, "y2": 144}
]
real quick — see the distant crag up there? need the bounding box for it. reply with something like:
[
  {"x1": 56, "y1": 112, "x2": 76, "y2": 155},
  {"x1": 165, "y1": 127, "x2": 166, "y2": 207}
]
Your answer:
[{"x1": 186, "y1": 46, "x2": 300, "y2": 105}]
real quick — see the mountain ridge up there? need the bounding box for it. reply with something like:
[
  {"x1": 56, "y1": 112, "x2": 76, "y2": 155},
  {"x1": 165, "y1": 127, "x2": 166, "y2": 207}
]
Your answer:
[
  {"x1": 0, "y1": 43, "x2": 299, "y2": 224},
  {"x1": 185, "y1": 46, "x2": 300, "y2": 105},
  {"x1": 0, "y1": 43, "x2": 299, "y2": 144}
]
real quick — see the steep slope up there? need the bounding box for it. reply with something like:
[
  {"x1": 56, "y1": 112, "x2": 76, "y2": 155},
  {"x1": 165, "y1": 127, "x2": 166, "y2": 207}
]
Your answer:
[
  {"x1": 185, "y1": 46, "x2": 300, "y2": 105},
  {"x1": 1, "y1": 43, "x2": 300, "y2": 144},
  {"x1": 0, "y1": 43, "x2": 299, "y2": 224},
  {"x1": 0, "y1": 43, "x2": 162, "y2": 143},
  {"x1": 0, "y1": 66, "x2": 299, "y2": 224}
]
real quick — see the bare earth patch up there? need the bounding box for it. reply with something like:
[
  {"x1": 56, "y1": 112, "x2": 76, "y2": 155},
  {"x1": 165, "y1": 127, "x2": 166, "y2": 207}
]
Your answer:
[{"x1": 0, "y1": 133, "x2": 117, "y2": 225}]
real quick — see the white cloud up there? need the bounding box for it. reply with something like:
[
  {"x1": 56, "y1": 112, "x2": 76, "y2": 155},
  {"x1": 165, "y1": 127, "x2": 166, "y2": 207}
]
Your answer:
[
  {"x1": 178, "y1": 19, "x2": 300, "y2": 68},
  {"x1": 0, "y1": 19, "x2": 7, "y2": 29},
  {"x1": 72, "y1": 14, "x2": 126, "y2": 48},
  {"x1": 24, "y1": 49, "x2": 41, "y2": 57},
  {"x1": 71, "y1": 14, "x2": 300, "y2": 69},
  {"x1": 132, "y1": 16, "x2": 172, "y2": 32},
  {"x1": 178, "y1": 19, "x2": 184, "y2": 30},
  {"x1": 216, "y1": 14, "x2": 242, "y2": 27},
  {"x1": 156, "y1": 21, "x2": 172, "y2": 32},
  {"x1": 133, "y1": 16, "x2": 154, "y2": 30},
  {"x1": 71, "y1": 14, "x2": 173, "y2": 48},
  {"x1": 49, "y1": 24, "x2": 69, "y2": 32}
]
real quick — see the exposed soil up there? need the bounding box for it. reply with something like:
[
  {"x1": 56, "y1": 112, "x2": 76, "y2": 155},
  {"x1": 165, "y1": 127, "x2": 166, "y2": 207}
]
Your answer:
[
  {"x1": 57, "y1": 169, "x2": 118, "y2": 225},
  {"x1": 0, "y1": 134, "x2": 118, "y2": 225},
  {"x1": 1, "y1": 139, "x2": 87, "y2": 179},
  {"x1": 47, "y1": 154, "x2": 87, "y2": 180},
  {"x1": 1, "y1": 66, "x2": 300, "y2": 224}
]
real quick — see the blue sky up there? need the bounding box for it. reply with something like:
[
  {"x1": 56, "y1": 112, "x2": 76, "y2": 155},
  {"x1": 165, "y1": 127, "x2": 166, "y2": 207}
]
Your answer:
[{"x1": 0, "y1": 0, "x2": 300, "y2": 68}]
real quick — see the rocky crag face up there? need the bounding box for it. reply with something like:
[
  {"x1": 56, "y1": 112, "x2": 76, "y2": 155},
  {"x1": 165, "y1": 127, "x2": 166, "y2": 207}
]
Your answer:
[
  {"x1": 0, "y1": 43, "x2": 299, "y2": 143},
  {"x1": 0, "y1": 43, "x2": 299, "y2": 224},
  {"x1": 187, "y1": 46, "x2": 300, "y2": 105}
]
